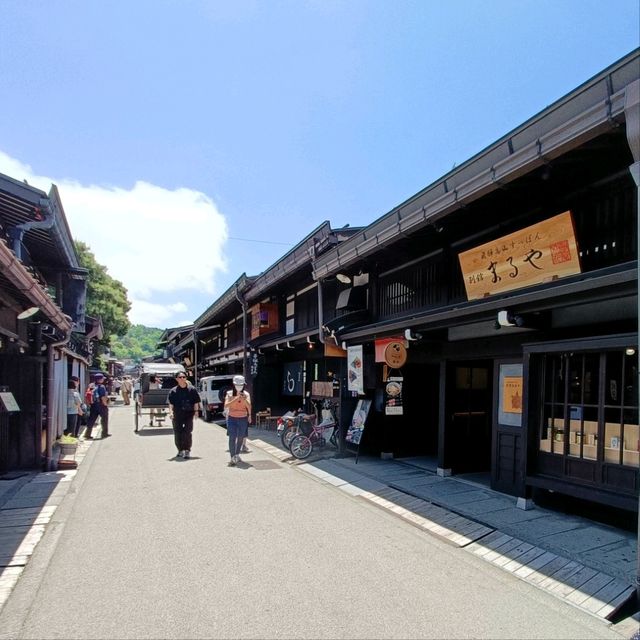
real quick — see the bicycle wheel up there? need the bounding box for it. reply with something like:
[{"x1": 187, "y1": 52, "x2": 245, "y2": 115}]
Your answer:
[
  {"x1": 329, "y1": 426, "x2": 340, "y2": 447},
  {"x1": 281, "y1": 426, "x2": 298, "y2": 450},
  {"x1": 289, "y1": 434, "x2": 312, "y2": 459}
]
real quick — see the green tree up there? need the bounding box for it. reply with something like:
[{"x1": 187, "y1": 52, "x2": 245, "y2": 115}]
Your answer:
[
  {"x1": 111, "y1": 324, "x2": 163, "y2": 362},
  {"x1": 75, "y1": 241, "x2": 131, "y2": 357}
]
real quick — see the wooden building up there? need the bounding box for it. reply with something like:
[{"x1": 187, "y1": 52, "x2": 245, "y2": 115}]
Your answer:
[
  {"x1": 185, "y1": 223, "x2": 360, "y2": 423},
  {"x1": 311, "y1": 49, "x2": 640, "y2": 511},
  {"x1": 166, "y1": 50, "x2": 639, "y2": 514},
  {"x1": 0, "y1": 173, "x2": 94, "y2": 472}
]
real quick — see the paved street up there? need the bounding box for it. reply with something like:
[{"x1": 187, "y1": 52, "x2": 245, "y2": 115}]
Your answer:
[{"x1": 0, "y1": 406, "x2": 634, "y2": 639}]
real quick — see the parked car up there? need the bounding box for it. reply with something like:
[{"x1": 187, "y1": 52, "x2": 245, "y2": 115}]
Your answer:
[{"x1": 198, "y1": 375, "x2": 235, "y2": 421}]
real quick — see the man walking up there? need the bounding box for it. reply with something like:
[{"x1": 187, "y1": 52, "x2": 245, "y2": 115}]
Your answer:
[
  {"x1": 84, "y1": 373, "x2": 110, "y2": 439},
  {"x1": 168, "y1": 372, "x2": 201, "y2": 459},
  {"x1": 120, "y1": 376, "x2": 133, "y2": 405}
]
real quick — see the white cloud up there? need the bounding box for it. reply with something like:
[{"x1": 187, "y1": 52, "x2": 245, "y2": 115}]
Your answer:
[
  {"x1": 129, "y1": 300, "x2": 188, "y2": 327},
  {"x1": 0, "y1": 151, "x2": 228, "y2": 326}
]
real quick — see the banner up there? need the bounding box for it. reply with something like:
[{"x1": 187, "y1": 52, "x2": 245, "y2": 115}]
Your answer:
[
  {"x1": 250, "y1": 352, "x2": 259, "y2": 378},
  {"x1": 347, "y1": 345, "x2": 364, "y2": 394},
  {"x1": 282, "y1": 361, "x2": 304, "y2": 396}
]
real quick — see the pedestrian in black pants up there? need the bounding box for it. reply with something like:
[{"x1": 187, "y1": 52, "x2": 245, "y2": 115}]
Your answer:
[
  {"x1": 84, "y1": 373, "x2": 110, "y2": 439},
  {"x1": 168, "y1": 372, "x2": 201, "y2": 459}
]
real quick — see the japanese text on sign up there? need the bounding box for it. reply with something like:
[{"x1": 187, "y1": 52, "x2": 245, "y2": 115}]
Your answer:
[{"x1": 458, "y1": 211, "x2": 581, "y2": 301}]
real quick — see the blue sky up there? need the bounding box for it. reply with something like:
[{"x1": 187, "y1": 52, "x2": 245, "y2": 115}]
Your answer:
[{"x1": 0, "y1": 1, "x2": 638, "y2": 328}]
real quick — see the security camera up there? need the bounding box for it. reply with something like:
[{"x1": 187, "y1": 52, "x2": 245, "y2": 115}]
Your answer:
[
  {"x1": 405, "y1": 329, "x2": 422, "y2": 341},
  {"x1": 497, "y1": 310, "x2": 525, "y2": 328}
]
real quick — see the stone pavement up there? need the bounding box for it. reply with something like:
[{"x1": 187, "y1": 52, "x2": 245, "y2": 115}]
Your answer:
[
  {"x1": 0, "y1": 436, "x2": 95, "y2": 610},
  {"x1": 248, "y1": 424, "x2": 639, "y2": 625},
  {"x1": 0, "y1": 412, "x2": 637, "y2": 633}
]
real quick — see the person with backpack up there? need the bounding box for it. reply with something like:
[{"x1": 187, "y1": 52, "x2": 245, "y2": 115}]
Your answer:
[
  {"x1": 83, "y1": 373, "x2": 110, "y2": 439},
  {"x1": 84, "y1": 383, "x2": 94, "y2": 407}
]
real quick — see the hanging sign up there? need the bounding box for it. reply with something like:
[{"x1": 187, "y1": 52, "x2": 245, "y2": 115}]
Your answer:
[
  {"x1": 250, "y1": 303, "x2": 279, "y2": 339},
  {"x1": 375, "y1": 336, "x2": 406, "y2": 362},
  {"x1": 347, "y1": 345, "x2": 364, "y2": 394},
  {"x1": 384, "y1": 377, "x2": 403, "y2": 415},
  {"x1": 324, "y1": 341, "x2": 347, "y2": 357},
  {"x1": 383, "y1": 341, "x2": 407, "y2": 369},
  {"x1": 250, "y1": 352, "x2": 259, "y2": 378},
  {"x1": 458, "y1": 211, "x2": 581, "y2": 301},
  {"x1": 282, "y1": 361, "x2": 304, "y2": 396},
  {"x1": 311, "y1": 381, "x2": 334, "y2": 397}
]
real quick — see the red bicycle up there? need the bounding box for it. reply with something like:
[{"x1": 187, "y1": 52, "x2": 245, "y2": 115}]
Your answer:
[{"x1": 289, "y1": 402, "x2": 339, "y2": 459}]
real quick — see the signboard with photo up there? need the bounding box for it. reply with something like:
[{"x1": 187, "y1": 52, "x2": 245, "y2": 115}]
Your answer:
[
  {"x1": 385, "y1": 377, "x2": 403, "y2": 415},
  {"x1": 347, "y1": 345, "x2": 364, "y2": 394},
  {"x1": 345, "y1": 398, "x2": 371, "y2": 445}
]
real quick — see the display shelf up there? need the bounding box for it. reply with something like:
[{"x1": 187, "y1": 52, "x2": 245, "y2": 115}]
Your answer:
[
  {"x1": 568, "y1": 443, "x2": 596, "y2": 460},
  {"x1": 604, "y1": 447, "x2": 639, "y2": 467},
  {"x1": 539, "y1": 439, "x2": 562, "y2": 455},
  {"x1": 541, "y1": 420, "x2": 639, "y2": 467}
]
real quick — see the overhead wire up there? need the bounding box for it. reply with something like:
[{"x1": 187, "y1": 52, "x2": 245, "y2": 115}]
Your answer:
[{"x1": 227, "y1": 236, "x2": 294, "y2": 246}]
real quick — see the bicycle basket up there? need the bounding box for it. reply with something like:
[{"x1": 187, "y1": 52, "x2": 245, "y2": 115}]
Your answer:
[{"x1": 298, "y1": 417, "x2": 314, "y2": 436}]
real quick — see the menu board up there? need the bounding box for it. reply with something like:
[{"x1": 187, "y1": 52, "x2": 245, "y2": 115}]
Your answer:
[
  {"x1": 385, "y1": 377, "x2": 403, "y2": 415},
  {"x1": 345, "y1": 398, "x2": 371, "y2": 445}
]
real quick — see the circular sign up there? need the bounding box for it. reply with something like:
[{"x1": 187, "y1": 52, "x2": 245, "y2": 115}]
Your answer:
[{"x1": 383, "y1": 341, "x2": 407, "y2": 368}]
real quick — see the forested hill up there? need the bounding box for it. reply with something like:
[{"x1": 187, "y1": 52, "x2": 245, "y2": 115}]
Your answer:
[{"x1": 111, "y1": 324, "x2": 164, "y2": 362}]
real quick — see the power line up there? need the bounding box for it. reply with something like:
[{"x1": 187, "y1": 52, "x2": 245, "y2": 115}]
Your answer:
[{"x1": 227, "y1": 236, "x2": 294, "y2": 246}]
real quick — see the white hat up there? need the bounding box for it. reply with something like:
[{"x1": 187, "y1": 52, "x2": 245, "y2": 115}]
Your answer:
[{"x1": 232, "y1": 375, "x2": 246, "y2": 386}]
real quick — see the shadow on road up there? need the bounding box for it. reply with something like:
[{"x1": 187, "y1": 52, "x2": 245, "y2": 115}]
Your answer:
[{"x1": 135, "y1": 428, "x2": 174, "y2": 436}]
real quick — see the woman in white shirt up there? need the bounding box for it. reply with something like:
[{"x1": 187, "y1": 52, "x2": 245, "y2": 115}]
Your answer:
[{"x1": 66, "y1": 379, "x2": 83, "y2": 437}]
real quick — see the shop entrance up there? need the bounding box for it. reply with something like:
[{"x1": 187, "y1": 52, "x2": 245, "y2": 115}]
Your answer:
[
  {"x1": 392, "y1": 363, "x2": 439, "y2": 459},
  {"x1": 447, "y1": 360, "x2": 493, "y2": 475}
]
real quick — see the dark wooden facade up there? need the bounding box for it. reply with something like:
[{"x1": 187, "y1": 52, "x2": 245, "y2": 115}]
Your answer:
[
  {"x1": 175, "y1": 50, "x2": 639, "y2": 514},
  {"x1": 0, "y1": 173, "x2": 93, "y2": 472},
  {"x1": 311, "y1": 49, "x2": 640, "y2": 512},
  {"x1": 186, "y1": 224, "x2": 360, "y2": 428}
]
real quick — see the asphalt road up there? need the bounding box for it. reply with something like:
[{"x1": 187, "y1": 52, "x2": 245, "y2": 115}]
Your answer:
[{"x1": 0, "y1": 406, "x2": 628, "y2": 639}]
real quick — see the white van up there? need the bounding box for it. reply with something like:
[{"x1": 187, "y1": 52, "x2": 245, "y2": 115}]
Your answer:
[{"x1": 198, "y1": 375, "x2": 234, "y2": 421}]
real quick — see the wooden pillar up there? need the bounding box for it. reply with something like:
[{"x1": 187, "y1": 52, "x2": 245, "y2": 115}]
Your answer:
[{"x1": 437, "y1": 360, "x2": 451, "y2": 476}]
